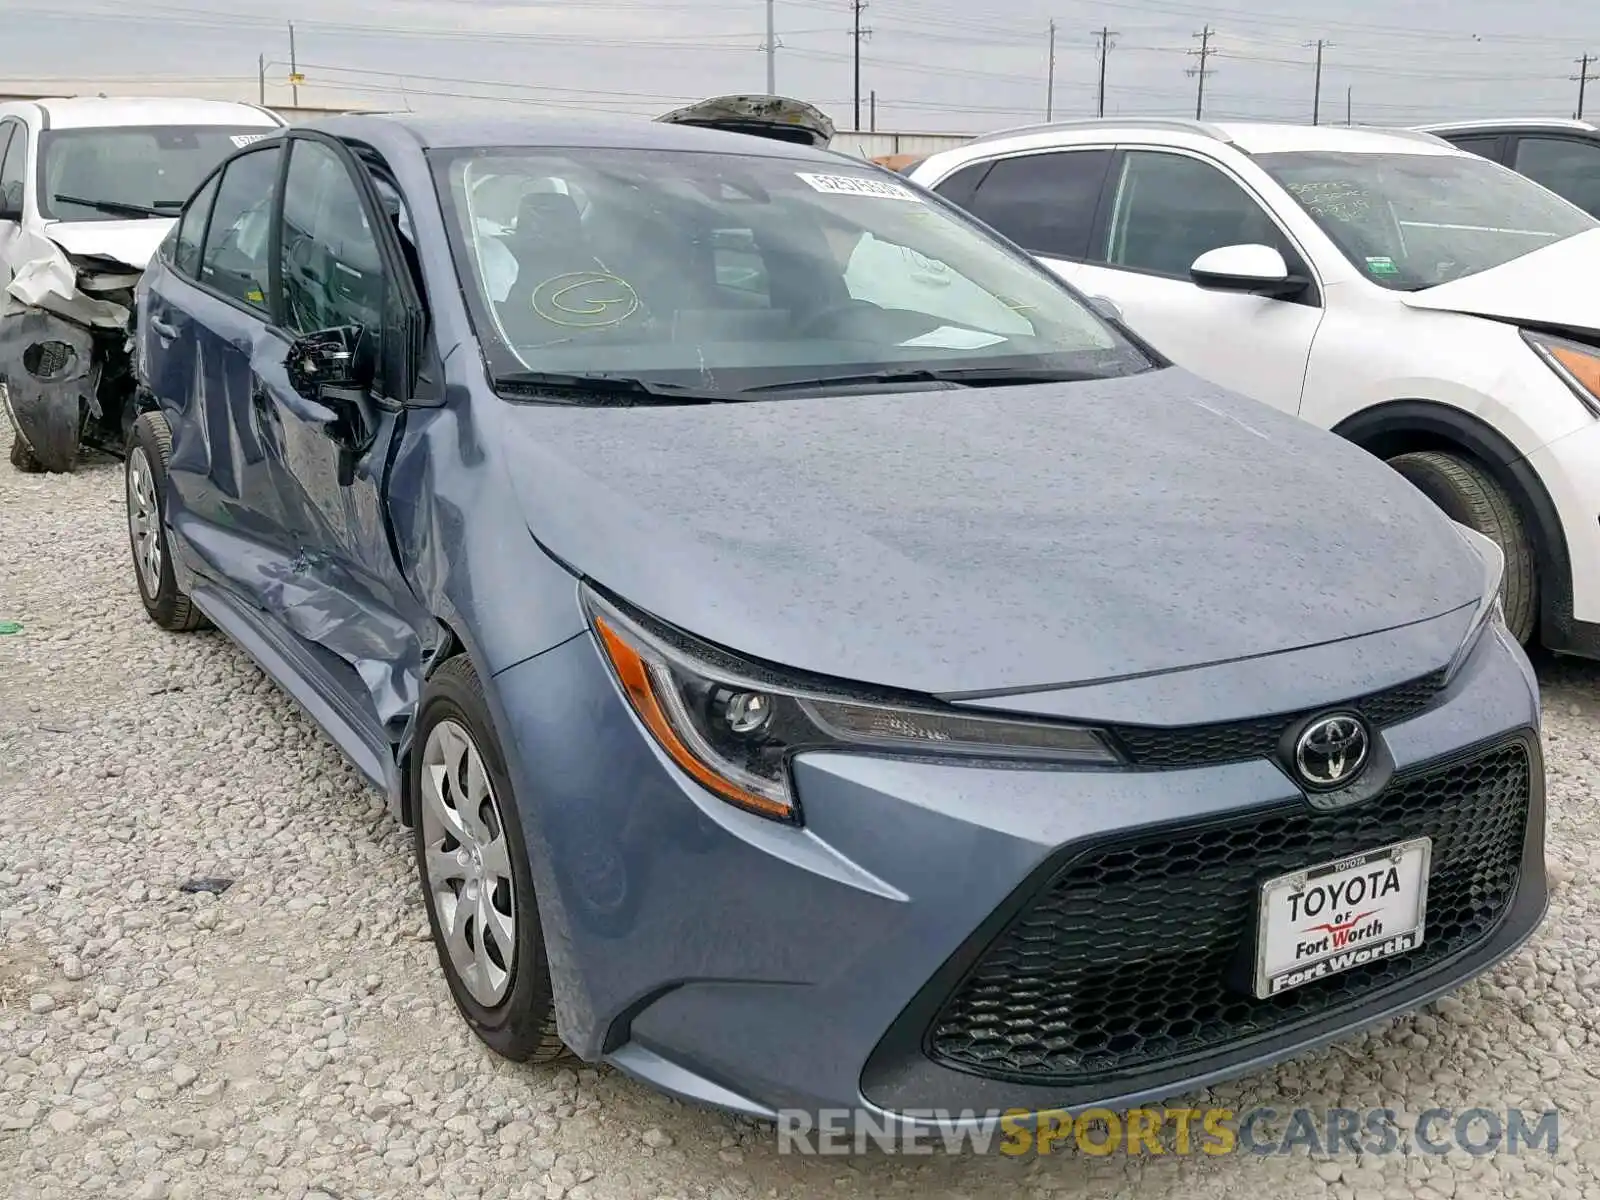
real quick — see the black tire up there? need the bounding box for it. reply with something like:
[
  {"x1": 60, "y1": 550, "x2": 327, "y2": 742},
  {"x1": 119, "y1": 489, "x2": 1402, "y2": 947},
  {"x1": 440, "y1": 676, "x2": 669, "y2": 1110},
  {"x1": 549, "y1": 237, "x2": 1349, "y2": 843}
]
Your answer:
[
  {"x1": 125, "y1": 413, "x2": 208, "y2": 632},
  {"x1": 412, "y1": 655, "x2": 569, "y2": 1063},
  {"x1": 1388, "y1": 449, "x2": 1537, "y2": 643}
]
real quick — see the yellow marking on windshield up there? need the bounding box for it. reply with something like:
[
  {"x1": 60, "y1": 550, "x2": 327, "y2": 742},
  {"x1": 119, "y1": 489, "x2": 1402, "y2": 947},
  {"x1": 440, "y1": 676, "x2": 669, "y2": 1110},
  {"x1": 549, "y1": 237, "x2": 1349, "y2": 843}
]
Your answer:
[{"x1": 531, "y1": 272, "x2": 641, "y2": 328}]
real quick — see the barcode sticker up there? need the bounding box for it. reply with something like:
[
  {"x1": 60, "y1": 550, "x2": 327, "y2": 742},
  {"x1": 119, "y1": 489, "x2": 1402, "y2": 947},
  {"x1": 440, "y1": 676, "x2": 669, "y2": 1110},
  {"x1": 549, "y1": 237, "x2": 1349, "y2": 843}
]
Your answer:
[
  {"x1": 795, "y1": 172, "x2": 921, "y2": 201},
  {"x1": 231, "y1": 132, "x2": 275, "y2": 148}
]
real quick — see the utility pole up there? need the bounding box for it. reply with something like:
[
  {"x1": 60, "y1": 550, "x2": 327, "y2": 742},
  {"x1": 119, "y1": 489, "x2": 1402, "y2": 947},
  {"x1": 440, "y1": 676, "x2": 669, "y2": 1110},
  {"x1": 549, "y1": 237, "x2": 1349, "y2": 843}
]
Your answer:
[
  {"x1": 1575, "y1": 53, "x2": 1598, "y2": 120},
  {"x1": 850, "y1": 0, "x2": 871, "y2": 131},
  {"x1": 287, "y1": 21, "x2": 301, "y2": 106},
  {"x1": 1346, "y1": 85, "x2": 1352, "y2": 125},
  {"x1": 869, "y1": 89, "x2": 877, "y2": 131},
  {"x1": 1046, "y1": 20, "x2": 1056, "y2": 120},
  {"x1": 1091, "y1": 26, "x2": 1118, "y2": 118},
  {"x1": 1187, "y1": 26, "x2": 1215, "y2": 120},
  {"x1": 765, "y1": 0, "x2": 776, "y2": 93},
  {"x1": 1306, "y1": 38, "x2": 1330, "y2": 125},
  {"x1": 258, "y1": 53, "x2": 266, "y2": 105}
]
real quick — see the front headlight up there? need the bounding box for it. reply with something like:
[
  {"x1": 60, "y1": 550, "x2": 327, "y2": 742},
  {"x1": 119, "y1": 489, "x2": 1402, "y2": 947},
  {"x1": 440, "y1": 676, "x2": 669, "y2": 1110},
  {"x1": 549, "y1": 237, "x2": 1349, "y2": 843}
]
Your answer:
[
  {"x1": 583, "y1": 586, "x2": 1120, "y2": 824},
  {"x1": 1444, "y1": 521, "x2": 1507, "y2": 684},
  {"x1": 1523, "y1": 328, "x2": 1600, "y2": 417}
]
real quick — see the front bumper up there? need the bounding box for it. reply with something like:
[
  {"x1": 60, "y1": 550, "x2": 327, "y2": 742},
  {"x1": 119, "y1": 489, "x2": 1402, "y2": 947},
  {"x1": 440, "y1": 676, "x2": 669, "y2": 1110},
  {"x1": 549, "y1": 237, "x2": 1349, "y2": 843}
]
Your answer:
[
  {"x1": 1529, "y1": 417, "x2": 1600, "y2": 634},
  {"x1": 487, "y1": 619, "x2": 1544, "y2": 1125}
]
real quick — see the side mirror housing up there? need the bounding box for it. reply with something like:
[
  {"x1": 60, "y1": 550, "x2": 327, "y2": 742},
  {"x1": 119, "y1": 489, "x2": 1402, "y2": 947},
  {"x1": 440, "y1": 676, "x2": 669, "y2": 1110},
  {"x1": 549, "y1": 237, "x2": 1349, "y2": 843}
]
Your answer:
[
  {"x1": 1088, "y1": 295, "x2": 1124, "y2": 323},
  {"x1": 1190, "y1": 243, "x2": 1307, "y2": 297},
  {"x1": 286, "y1": 325, "x2": 367, "y2": 402},
  {"x1": 284, "y1": 326, "x2": 376, "y2": 478}
]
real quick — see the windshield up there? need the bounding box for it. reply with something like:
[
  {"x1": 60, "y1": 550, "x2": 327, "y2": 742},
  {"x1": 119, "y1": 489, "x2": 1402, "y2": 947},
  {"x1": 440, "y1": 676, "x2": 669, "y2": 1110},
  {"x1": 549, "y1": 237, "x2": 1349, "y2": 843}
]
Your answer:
[
  {"x1": 1257, "y1": 150, "x2": 1598, "y2": 291},
  {"x1": 432, "y1": 147, "x2": 1154, "y2": 397},
  {"x1": 36, "y1": 125, "x2": 278, "y2": 222}
]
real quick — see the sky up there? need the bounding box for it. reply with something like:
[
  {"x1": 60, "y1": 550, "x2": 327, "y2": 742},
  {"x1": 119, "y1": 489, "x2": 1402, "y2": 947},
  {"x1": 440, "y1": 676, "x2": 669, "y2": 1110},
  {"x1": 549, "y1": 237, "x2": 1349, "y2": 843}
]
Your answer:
[{"x1": 3, "y1": 0, "x2": 1597, "y2": 135}]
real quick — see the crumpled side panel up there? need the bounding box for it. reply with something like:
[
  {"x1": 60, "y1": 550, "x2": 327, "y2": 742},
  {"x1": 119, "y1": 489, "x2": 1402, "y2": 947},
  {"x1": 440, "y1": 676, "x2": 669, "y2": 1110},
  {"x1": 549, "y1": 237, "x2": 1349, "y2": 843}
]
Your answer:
[
  {"x1": 0, "y1": 307, "x2": 96, "y2": 471},
  {"x1": 175, "y1": 515, "x2": 424, "y2": 727}
]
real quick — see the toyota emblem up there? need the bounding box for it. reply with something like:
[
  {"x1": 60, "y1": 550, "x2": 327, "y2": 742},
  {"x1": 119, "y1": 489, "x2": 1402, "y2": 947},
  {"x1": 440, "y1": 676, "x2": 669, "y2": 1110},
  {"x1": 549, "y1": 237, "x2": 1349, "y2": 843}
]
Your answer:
[{"x1": 1293, "y1": 713, "x2": 1370, "y2": 791}]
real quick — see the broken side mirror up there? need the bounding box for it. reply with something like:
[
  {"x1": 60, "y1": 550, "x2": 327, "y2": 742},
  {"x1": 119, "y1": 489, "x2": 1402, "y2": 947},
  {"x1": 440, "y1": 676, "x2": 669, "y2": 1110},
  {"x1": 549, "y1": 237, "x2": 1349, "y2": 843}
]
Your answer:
[{"x1": 284, "y1": 325, "x2": 376, "y2": 482}]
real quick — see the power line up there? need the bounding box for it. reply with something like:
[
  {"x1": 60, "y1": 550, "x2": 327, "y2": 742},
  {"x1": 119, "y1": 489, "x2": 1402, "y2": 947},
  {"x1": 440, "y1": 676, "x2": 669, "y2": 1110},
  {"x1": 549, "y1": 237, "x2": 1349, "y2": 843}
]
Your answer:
[
  {"x1": 1091, "y1": 27, "x2": 1120, "y2": 118},
  {"x1": 1186, "y1": 25, "x2": 1215, "y2": 120}
]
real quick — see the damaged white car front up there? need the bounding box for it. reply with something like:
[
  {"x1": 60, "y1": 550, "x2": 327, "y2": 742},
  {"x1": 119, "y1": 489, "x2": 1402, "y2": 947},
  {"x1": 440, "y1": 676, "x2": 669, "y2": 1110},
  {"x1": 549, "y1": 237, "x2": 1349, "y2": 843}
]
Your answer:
[
  {"x1": 0, "y1": 224, "x2": 149, "y2": 472},
  {"x1": 0, "y1": 100, "x2": 285, "y2": 473}
]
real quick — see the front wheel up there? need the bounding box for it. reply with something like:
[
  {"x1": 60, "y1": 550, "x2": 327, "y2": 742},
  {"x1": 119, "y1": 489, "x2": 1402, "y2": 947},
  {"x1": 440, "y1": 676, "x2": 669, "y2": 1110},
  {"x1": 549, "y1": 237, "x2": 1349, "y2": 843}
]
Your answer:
[
  {"x1": 126, "y1": 412, "x2": 207, "y2": 632},
  {"x1": 412, "y1": 656, "x2": 568, "y2": 1063},
  {"x1": 1388, "y1": 449, "x2": 1538, "y2": 643}
]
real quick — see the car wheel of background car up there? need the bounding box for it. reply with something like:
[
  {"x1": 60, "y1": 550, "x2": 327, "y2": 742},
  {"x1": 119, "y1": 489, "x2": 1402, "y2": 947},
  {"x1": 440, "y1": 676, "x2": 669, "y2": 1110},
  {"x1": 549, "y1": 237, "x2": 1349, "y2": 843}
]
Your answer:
[
  {"x1": 412, "y1": 656, "x2": 568, "y2": 1063},
  {"x1": 1388, "y1": 449, "x2": 1538, "y2": 643},
  {"x1": 126, "y1": 413, "x2": 208, "y2": 632},
  {"x1": 9, "y1": 435, "x2": 46, "y2": 473},
  {"x1": 3, "y1": 382, "x2": 47, "y2": 474}
]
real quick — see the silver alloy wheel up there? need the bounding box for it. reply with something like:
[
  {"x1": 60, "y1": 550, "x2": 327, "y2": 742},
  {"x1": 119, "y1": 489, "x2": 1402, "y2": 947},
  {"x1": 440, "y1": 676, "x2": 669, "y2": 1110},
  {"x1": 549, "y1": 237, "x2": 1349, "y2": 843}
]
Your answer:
[
  {"x1": 420, "y1": 718, "x2": 518, "y2": 1008},
  {"x1": 126, "y1": 447, "x2": 163, "y2": 597}
]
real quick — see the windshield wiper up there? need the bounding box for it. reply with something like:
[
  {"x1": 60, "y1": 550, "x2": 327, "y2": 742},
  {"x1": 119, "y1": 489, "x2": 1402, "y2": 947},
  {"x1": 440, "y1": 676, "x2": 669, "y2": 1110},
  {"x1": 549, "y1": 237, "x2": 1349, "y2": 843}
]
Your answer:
[
  {"x1": 739, "y1": 366, "x2": 1119, "y2": 394},
  {"x1": 493, "y1": 370, "x2": 735, "y2": 403},
  {"x1": 52, "y1": 193, "x2": 180, "y2": 218}
]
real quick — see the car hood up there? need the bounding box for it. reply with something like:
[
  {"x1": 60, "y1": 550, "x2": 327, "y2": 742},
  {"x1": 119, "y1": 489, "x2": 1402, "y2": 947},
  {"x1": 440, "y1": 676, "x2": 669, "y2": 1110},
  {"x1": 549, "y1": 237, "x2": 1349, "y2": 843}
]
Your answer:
[
  {"x1": 499, "y1": 368, "x2": 1483, "y2": 697},
  {"x1": 1400, "y1": 226, "x2": 1600, "y2": 336},
  {"x1": 39, "y1": 219, "x2": 174, "y2": 271}
]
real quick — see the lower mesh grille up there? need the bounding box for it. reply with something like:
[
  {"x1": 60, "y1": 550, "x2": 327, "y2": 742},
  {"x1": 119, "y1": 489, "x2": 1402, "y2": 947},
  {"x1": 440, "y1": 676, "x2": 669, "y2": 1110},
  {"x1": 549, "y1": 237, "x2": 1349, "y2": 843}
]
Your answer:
[{"x1": 926, "y1": 739, "x2": 1531, "y2": 1085}]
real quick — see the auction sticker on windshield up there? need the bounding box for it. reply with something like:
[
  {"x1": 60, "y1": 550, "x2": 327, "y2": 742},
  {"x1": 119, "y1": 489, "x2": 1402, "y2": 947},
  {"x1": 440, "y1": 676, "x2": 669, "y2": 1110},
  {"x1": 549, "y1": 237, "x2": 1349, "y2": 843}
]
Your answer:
[
  {"x1": 1254, "y1": 837, "x2": 1431, "y2": 998},
  {"x1": 796, "y1": 172, "x2": 921, "y2": 201}
]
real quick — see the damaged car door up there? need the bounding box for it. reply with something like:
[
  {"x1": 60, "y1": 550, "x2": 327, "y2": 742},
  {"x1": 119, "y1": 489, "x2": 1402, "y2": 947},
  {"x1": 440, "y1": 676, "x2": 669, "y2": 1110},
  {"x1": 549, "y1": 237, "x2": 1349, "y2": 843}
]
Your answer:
[
  {"x1": 247, "y1": 131, "x2": 436, "y2": 729},
  {"x1": 153, "y1": 142, "x2": 285, "y2": 551},
  {"x1": 145, "y1": 129, "x2": 434, "y2": 736}
]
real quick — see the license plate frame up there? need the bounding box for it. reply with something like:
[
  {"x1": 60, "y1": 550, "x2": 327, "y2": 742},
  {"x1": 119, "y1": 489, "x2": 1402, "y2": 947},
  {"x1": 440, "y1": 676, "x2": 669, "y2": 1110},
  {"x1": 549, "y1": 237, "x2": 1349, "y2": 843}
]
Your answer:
[{"x1": 1253, "y1": 836, "x2": 1432, "y2": 999}]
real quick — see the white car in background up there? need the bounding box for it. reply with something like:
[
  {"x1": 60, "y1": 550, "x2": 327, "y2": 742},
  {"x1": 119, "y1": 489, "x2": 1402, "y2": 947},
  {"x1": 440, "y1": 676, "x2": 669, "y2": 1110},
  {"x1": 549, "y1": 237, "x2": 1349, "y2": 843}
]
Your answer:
[
  {"x1": 0, "y1": 95, "x2": 285, "y2": 472},
  {"x1": 908, "y1": 119, "x2": 1600, "y2": 659}
]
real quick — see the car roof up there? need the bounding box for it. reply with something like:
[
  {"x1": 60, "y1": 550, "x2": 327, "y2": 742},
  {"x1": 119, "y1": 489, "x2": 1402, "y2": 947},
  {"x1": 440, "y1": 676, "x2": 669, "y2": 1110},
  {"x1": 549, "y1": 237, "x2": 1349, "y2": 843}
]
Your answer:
[
  {"x1": 10, "y1": 96, "x2": 285, "y2": 131},
  {"x1": 302, "y1": 110, "x2": 852, "y2": 163},
  {"x1": 1415, "y1": 118, "x2": 1600, "y2": 137},
  {"x1": 942, "y1": 117, "x2": 1464, "y2": 160}
]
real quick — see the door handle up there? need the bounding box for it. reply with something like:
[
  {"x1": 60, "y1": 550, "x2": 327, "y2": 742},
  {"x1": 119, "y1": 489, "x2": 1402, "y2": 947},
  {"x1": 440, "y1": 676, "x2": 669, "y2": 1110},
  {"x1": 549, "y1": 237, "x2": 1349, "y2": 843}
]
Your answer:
[{"x1": 148, "y1": 316, "x2": 179, "y2": 341}]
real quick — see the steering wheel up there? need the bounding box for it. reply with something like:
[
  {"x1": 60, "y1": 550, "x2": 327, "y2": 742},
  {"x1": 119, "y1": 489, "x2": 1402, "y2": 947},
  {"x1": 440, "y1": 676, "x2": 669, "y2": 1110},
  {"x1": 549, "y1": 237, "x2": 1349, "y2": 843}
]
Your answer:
[{"x1": 794, "y1": 298, "x2": 882, "y2": 338}]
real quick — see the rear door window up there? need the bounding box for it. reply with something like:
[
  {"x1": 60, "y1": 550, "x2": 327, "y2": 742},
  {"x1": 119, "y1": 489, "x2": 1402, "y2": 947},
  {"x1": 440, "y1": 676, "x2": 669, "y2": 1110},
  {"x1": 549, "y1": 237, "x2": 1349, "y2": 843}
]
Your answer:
[
  {"x1": 1100, "y1": 150, "x2": 1290, "y2": 278},
  {"x1": 1445, "y1": 135, "x2": 1505, "y2": 163},
  {"x1": 198, "y1": 145, "x2": 283, "y2": 314},
  {"x1": 1511, "y1": 136, "x2": 1600, "y2": 217},
  {"x1": 955, "y1": 150, "x2": 1112, "y2": 260}
]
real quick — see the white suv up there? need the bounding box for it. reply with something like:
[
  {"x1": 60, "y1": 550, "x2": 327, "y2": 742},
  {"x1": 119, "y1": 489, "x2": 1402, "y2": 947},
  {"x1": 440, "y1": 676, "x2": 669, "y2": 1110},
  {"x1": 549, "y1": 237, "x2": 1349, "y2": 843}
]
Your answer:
[
  {"x1": 909, "y1": 119, "x2": 1600, "y2": 659},
  {"x1": 1, "y1": 96, "x2": 284, "y2": 472}
]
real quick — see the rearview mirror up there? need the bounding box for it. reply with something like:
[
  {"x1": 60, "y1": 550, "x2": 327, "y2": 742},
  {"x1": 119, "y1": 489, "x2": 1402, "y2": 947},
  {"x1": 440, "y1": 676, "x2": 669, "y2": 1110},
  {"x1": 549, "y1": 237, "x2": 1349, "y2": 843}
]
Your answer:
[{"x1": 1190, "y1": 244, "x2": 1305, "y2": 297}]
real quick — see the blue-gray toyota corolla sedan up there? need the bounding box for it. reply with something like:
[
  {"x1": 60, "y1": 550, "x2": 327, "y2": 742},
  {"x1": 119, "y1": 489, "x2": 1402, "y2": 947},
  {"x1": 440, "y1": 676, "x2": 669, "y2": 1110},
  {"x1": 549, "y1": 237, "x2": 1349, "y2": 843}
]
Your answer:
[{"x1": 124, "y1": 112, "x2": 1546, "y2": 1127}]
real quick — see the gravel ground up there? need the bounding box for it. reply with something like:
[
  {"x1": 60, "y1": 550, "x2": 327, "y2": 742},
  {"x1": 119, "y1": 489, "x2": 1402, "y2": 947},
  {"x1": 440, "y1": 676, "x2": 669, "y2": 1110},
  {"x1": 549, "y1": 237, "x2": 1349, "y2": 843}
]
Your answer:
[{"x1": 2, "y1": 426, "x2": 1599, "y2": 1200}]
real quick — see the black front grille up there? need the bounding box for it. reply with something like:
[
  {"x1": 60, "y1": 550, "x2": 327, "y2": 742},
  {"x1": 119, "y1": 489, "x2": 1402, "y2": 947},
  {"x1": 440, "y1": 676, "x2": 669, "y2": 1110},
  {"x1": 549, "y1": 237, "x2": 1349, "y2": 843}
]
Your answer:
[
  {"x1": 927, "y1": 739, "x2": 1531, "y2": 1086},
  {"x1": 1109, "y1": 669, "x2": 1447, "y2": 769}
]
